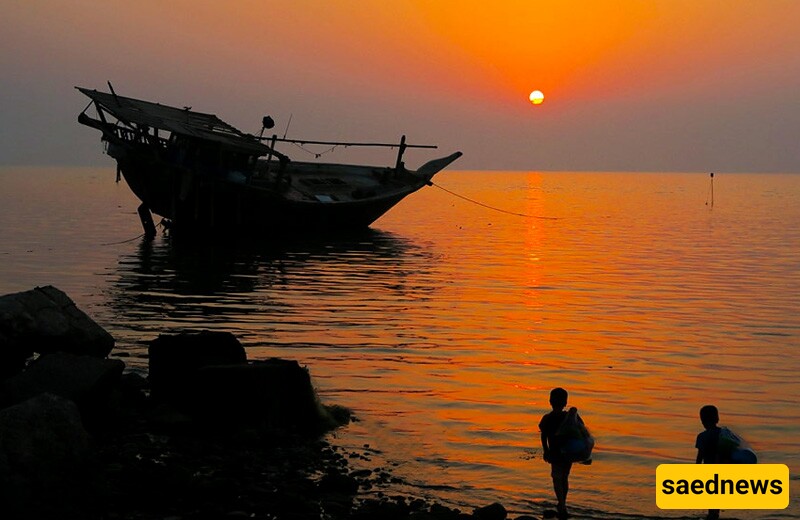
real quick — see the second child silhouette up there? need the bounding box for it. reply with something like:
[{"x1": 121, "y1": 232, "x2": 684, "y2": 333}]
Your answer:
[
  {"x1": 696, "y1": 405, "x2": 722, "y2": 520},
  {"x1": 539, "y1": 387, "x2": 573, "y2": 520}
]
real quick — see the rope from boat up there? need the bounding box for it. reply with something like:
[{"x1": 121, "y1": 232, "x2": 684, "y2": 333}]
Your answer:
[
  {"x1": 291, "y1": 142, "x2": 341, "y2": 159},
  {"x1": 99, "y1": 221, "x2": 165, "y2": 246},
  {"x1": 99, "y1": 233, "x2": 147, "y2": 246},
  {"x1": 429, "y1": 181, "x2": 559, "y2": 220}
]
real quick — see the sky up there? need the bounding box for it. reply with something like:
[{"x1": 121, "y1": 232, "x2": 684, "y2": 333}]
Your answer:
[{"x1": 2, "y1": 0, "x2": 800, "y2": 172}]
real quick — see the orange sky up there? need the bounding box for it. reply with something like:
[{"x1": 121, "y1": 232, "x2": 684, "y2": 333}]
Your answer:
[{"x1": 2, "y1": 0, "x2": 800, "y2": 171}]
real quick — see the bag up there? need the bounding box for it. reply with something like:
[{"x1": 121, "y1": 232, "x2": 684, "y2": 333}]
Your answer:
[
  {"x1": 555, "y1": 407, "x2": 594, "y2": 463},
  {"x1": 718, "y1": 426, "x2": 757, "y2": 464}
]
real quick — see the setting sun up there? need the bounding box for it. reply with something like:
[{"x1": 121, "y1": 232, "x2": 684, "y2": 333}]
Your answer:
[{"x1": 529, "y1": 90, "x2": 545, "y2": 105}]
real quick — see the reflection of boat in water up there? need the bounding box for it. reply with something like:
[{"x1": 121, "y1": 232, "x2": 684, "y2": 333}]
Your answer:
[
  {"x1": 115, "y1": 229, "x2": 418, "y2": 299},
  {"x1": 76, "y1": 85, "x2": 462, "y2": 236},
  {"x1": 104, "y1": 229, "x2": 433, "y2": 364}
]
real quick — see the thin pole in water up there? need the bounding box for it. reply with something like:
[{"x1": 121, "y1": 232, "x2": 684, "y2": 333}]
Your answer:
[
  {"x1": 706, "y1": 172, "x2": 715, "y2": 207},
  {"x1": 710, "y1": 172, "x2": 714, "y2": 207}
]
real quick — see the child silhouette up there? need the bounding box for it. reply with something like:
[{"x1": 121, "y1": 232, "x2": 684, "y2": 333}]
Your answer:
[
  {"x1": 539, "y1": 388, "x2": 573, "y2": 519},
  {"x1": 696, "y1": 405, "x2": 721, "y2": 520}
]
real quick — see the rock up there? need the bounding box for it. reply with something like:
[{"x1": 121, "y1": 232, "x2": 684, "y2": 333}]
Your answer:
[
  {"x1": 429, "y1": 503, "x2": 463, "y2": 519},
  {"x1": 0, "y1": 315, "x2": 32, "y2": 380},
  {"x1": 473, "y1": 502, "x2": 507, "y2": 520},
  {"x1": 117, "y1": 372, "x2": 148, "y2": 409},
  {"x1": 351, "y1": 497, "x2": 410, "y2": 520},
  {"x1": 146, "y1": 403, "x2": 194, "y2": 430},
  {"x1": 3, "y1": 352, "x2": 124, "y2": 402},
  {"x1": 318, "y1": 471, "x2": 359, "y2": 495},
  {"x1": 188, "y1": 359, "x2": 334, "y2": 432},
  {"x1": 2, "y1": 352, "x2": 124, "y2": 425},
  {"x1": 412, "y1": 510, "x2": 468, "y2": 520},
  {"x1": 325, "y1": 403, "x2": 352, "y2": 426},
  {"x1": 0, "y1": 393, "x2": 91, "y2": 517},
  {"x1": 0, "y1": 286, "x2": 114, "y2": 379},
  {"x1": 148, "y1": 331, "x2": 247, "y2": 402},
  {"x1": 146, "y1": 348, "x2": 346, "y2": 435}
]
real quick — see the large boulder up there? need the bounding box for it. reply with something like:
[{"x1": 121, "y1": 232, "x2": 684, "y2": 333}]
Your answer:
[
  {"x1": 148, "y1": 331, "x2": 247, "y2": 402},
  {"x1": 473, "y1": 502, "x2": 507, "y2": 520},
  {"x1": 0, "y1": 393, "x2": 91, "y2": 518},
  {"x1": 189, "y1": 359, "x2": 332, "y2": 432},
  {"x1": 147, "y1": 333, "x2": 348, "y2": 434},
  {"x1": 2, "y1": 353, "x2": 125, "y2": 424},
  {"x1": 0, "y1": 286, "x2": 114, "y2": 379}
]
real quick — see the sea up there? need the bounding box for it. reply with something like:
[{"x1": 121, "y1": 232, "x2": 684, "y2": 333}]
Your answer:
[{"x1": 1, "y1": 167, "x2": 798, "y2": 519}]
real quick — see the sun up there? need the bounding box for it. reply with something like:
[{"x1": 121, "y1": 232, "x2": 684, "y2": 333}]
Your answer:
[{"x1": 529, "y1": 90, "x2": 545, "y2": 105}]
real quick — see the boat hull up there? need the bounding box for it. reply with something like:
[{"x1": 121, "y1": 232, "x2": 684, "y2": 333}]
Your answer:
[{"x1": 115, "y1": 152, "x2": 431, "y2": 234}]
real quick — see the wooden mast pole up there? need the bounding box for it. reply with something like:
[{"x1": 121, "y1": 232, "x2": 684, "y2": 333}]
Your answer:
[{"x1": 395, "y1": 135, "x2": 407, "y2": 172}]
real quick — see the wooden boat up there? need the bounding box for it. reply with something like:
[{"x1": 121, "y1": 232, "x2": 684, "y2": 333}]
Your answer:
[{"x1": 76, "y1": 85, "x2": 462, "y2": 236}]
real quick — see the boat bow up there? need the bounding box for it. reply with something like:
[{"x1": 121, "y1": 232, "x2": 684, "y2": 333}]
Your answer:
[{"x1": 414, "y1": 152, "x2": 463, "y2": 181}]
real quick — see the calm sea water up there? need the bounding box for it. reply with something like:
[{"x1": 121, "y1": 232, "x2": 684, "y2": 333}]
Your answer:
[{"x1": 1, "y1": 167, "x2": 798, "y2": 519}]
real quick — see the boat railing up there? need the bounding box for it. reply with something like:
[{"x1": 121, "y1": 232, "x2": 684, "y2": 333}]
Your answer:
[
  {"x1": 263, "y1": 134, "x2": 437, "y2": 173},
  {"x1": 265, "y1": 135, "x2": 437, "y2": 151},
  {"x1": 110, "y1": 125, "x2": 170, "y2": 149}
]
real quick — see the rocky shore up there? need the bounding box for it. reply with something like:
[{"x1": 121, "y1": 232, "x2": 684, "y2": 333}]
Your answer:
[{"x1": 0, "y1": 286, "x2": 534, "y2": 520}]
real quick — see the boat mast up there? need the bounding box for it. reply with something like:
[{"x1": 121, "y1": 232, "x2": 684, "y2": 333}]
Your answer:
[{"x1": 394, "y1": 135, "x2": 407, "y2": 172}]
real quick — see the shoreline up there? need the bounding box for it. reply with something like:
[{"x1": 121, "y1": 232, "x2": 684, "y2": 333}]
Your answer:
[{"x1": 0, "y1": 286, "x2": 754, "y2": 520}]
